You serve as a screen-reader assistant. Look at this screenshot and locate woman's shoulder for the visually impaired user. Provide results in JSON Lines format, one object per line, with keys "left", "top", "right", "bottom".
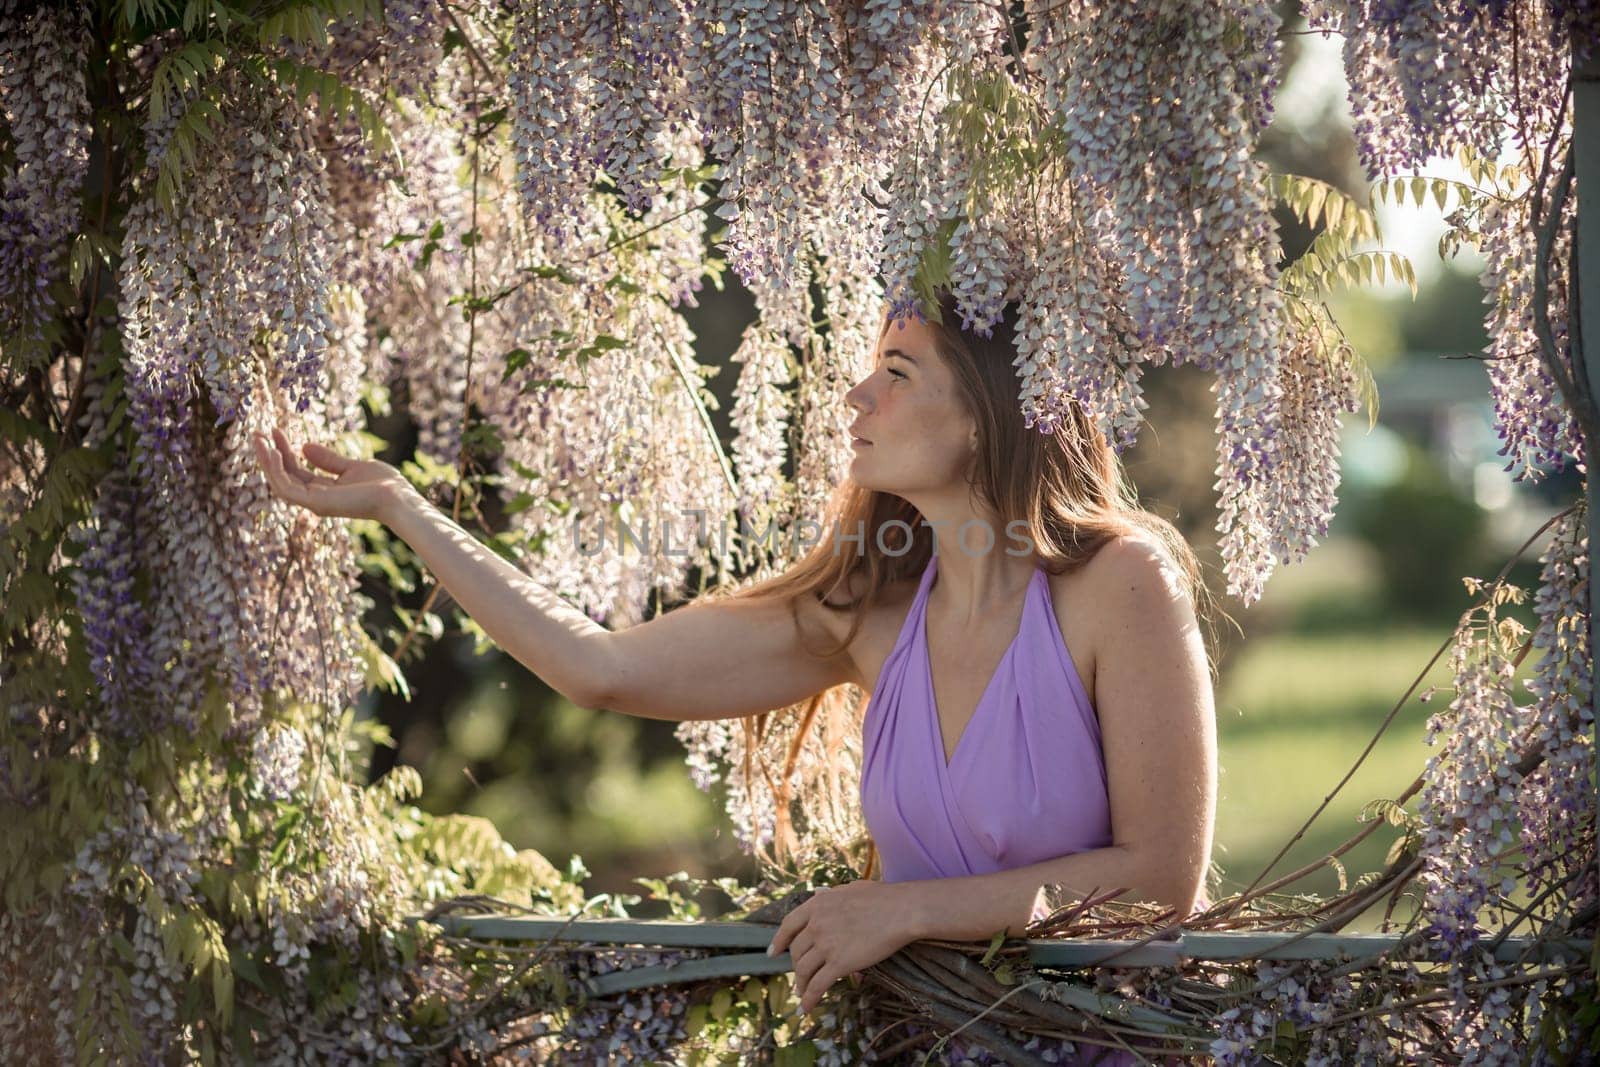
{"left": 1056, "top": 534, "right": 1191, "bottom": 613}
{"left": 795, "top": 563, "right": 923, "bottom": 683}
{"left": 1058, "top": 534, "right": 1201, "bottom": 672}
{"left": 1086, "top": 533, "right": 1184, "bottom": 582}
{"left": 1043, "top": 532, "right": 1165, "bottom": 584}
{"left": 1044, "top": 534, "right": 1193, "bottom": 692}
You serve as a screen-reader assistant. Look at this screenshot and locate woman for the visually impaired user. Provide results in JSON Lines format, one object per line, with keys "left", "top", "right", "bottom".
{"left": 253, "top": 292, "right": 1218, "bottom": 1026}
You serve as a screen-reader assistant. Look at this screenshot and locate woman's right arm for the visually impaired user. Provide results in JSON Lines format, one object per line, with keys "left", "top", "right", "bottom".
{"left": 254, "top": 428, "right": 855, "bottom": 722}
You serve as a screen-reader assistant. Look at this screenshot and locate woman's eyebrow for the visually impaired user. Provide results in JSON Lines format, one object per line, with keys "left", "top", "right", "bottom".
{"left": 881, "top": 347, "right": 918, "bottom": 365}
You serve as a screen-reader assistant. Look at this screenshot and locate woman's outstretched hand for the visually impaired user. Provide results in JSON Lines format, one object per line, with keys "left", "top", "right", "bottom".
{"left": 252, "top": 427, "right": 411, "bottom": 522}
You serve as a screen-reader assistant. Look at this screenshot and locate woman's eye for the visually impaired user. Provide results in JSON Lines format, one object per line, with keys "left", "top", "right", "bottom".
{"left": 887, "top": 367, "right": 907, "bottom": 381}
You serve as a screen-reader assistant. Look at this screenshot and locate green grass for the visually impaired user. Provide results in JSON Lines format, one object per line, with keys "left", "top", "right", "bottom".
{"left": 1211, "top": 626, "right": 1454, "bottom": 928}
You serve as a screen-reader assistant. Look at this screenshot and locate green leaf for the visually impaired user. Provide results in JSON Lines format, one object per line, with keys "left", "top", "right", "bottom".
{"left": 474, "top": 105, "right": 507, "bottom": 136}
{"left": 519, "top": 263, "right": 581, "bottom": 285}
{"left": 358, "top": 629, "right": 411, "bottom": 700}
{"left": 374, "top": 764, "right": 423, "bottom": 805}
{"left": 774, "top": 1041, "right": 819, "bottom": 1066}
{"left": 504, "top": 456, "right": 541, "bottom": 482}
{"left": 268, "top": 806, "right": 305, "bottom": 867}
{"left": 208, "top": 938, "right": 233, "bottom": 1026}
{"left": 502, "top": 347, "right": 534, "bottom": 380}
{"left": 1323, "top": 193, "right": 1344, "bottom": 233}
{"left": 502, "top": 491, "right": 537, "bottom": 516}
{"left": 266, "top": 58, "right": 396, "bottom": 161}
{"left": 259, "top": 4, "right": 332, "bottom": 49}
{"left": 2, "top": 569, "right": 55, "bottom": 639}
{"left": 69, "top": 234, "right": 91, "bottom": 289}
{"left": 460, "top": 420, "right": 503, "bottom": 455}
{"left": 767, "top": 973, "right": 792, "bottom": 1016}
{"left": 155, "top": 88, "right": 227, "bottom": 215}
{"left": 633, "top": 876, "right": 670, "bottom": 899}
{"left": 148, "top": 40, "right": 226, "bottom": 125}
{"left": 573, "top": 334, "right": 628, "bottom": 367}
{"left": 0, "top": 405, "right": 57, "bottom": 449}
{"left": 978, "top": 929, "right": 1006, "bottom": 967}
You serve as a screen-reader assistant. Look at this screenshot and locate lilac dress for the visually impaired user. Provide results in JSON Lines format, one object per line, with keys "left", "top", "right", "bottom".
{"left": 859, "top": 548, "right": 1170, "bottom": 1067}
{"left": 861, "top": 548, "right": 1114, "bottom": 884}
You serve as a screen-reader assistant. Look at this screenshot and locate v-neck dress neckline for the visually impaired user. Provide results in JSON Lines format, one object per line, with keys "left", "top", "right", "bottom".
{"left": 921, "top": 553, "right": 1038, "bottom": 771}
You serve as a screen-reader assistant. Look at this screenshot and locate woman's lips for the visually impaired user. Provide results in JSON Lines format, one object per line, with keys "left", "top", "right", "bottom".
{"left": 851, "top": 437, "right": 871, "bottom": 448}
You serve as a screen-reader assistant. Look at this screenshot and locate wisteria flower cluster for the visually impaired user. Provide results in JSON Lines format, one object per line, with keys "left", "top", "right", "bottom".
{"left": 0, "top": 5, "right": 90, "bottom": 346}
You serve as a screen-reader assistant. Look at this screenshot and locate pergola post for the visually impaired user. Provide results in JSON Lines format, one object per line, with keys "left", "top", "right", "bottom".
{"left": 1572, "top": 36, "right": 1600, "bottom": 906}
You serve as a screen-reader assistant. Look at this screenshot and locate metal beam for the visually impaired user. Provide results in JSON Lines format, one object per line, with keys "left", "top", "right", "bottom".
{"left": 427, "top": 914, "right": 1590, "bottom": 977}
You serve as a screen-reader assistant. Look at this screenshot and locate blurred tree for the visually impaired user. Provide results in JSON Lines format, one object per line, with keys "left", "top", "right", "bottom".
{"left": 1348, "top": 444, "right": 1490, "bottom": 620}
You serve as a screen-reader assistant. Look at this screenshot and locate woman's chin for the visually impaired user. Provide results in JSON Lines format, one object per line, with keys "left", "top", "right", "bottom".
{"left": 849, "top": 473, "right": 894, "bottom": 496}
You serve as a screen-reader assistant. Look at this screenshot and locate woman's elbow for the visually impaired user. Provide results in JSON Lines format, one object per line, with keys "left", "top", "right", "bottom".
{"left": 1135, "top": 854, "right": 1206, "bottom": 918}
{"left": 567, "top": 682, "right": 614, "bottom": 712}
{"left": 543, "top": 633, "right": 620, "bottom": 712}
{"left": 574, "top": 661, "right": 620, "bottom": 712}
{"left": 1164, "top": 868, "right": 1210, "bottom": 918}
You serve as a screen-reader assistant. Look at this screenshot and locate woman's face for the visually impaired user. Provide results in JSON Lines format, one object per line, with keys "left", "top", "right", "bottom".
{"left": 844, "top": 311, "right": 977, "bottom": 496}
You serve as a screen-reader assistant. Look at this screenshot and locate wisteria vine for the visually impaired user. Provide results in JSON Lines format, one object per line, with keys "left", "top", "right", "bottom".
{"left": 0, "top": 0, "right": 1594, "bottom": 1062}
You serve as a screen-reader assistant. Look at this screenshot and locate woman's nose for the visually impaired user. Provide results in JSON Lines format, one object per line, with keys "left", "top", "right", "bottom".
{"left": 845, "top": 377, "right": 871, "bottom": 413}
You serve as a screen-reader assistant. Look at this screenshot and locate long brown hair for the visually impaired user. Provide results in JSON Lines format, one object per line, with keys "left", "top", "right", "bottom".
{"left": 706, "top": 290, "right": 1218, "bottom": 882}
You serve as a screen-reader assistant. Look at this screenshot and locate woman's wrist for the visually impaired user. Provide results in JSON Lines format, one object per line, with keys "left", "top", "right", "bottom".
{"left": 376, "top": 478, "right": 426, "bottom": 527}
{"left": 896, "top": 880, "right": 938, "bottom": 943}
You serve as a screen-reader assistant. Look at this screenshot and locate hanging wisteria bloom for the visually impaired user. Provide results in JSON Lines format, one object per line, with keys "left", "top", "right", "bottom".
{"left": 1517, "top": 511, "right": 1594, "bottom": 914}
{"left": 1475, "top": 160, "right": 1586, "bottom": 481}
{"left": 0, "top": 6, "right": 90, "bottom": 343}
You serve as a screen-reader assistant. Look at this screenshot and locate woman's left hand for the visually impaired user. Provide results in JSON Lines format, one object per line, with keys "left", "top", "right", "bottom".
{"left": 765, "top": 880, "right": 923, "bottom": 1015}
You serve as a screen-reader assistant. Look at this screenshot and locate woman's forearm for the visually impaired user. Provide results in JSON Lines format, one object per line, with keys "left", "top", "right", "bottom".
{"left": 379, "top": 483, "right": 613, "bottom": 707}
{"left": 903, "top": 845, "right": 1190, "bottom": 942}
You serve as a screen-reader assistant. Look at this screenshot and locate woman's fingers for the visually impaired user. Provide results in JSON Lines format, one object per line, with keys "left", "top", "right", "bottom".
{"left": 270, "top": 427, "right": 317, "bottom": 483}
{"left": 254, "top": 433, "right": 302, "bottom": 504}
{"left": 793, "top": 941, "right": 825, "bottom": 1010}
{"left": 301, "top": 440, "right": 353, "bottom": 475}
{"left": 262, "top": 428, "right": 341, "bottom": 488}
